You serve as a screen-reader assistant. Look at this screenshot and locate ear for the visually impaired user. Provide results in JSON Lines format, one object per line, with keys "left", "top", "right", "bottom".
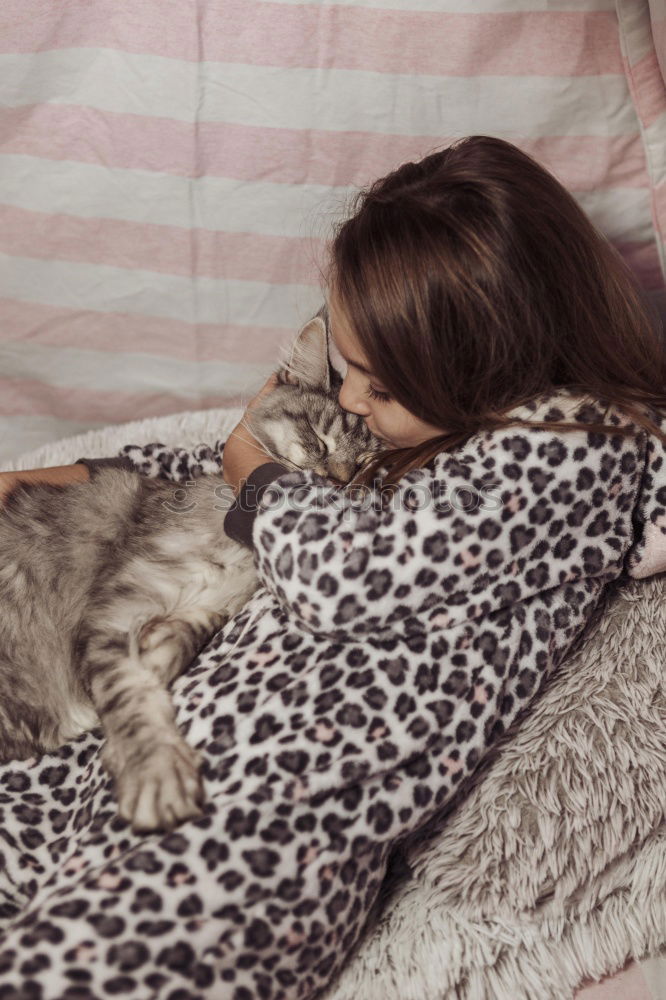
{"left": 280, "top": 313, "right": 330, "bottom": 391}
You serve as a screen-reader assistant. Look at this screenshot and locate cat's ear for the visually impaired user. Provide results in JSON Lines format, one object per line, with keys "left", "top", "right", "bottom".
{"left": 279, "top": 312, "right": 330, "bottom": 391}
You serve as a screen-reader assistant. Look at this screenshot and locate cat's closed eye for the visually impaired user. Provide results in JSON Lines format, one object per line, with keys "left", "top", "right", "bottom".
{"left": 314, "top": 433, "right": 329, "bottom": 455}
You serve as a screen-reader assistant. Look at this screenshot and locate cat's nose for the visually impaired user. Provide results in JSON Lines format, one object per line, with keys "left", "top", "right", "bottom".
{"left": 326, "top": 460, "right": 352, "bottom": 483}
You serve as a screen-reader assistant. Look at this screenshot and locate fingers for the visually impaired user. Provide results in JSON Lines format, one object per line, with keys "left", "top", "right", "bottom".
{"left": 247, "top": 372, "right": 279, "bottom": 411}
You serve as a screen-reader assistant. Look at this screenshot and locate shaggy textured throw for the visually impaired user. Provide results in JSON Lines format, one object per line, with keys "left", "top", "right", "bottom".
{"left": 6, "top": 406, "right": 666, "bottom": 1000}
{"left": 322, "top": 570, "right": 666, "bottom": 1000}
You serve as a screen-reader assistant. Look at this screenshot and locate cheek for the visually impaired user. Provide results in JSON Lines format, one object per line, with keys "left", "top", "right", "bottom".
{"left": 381, "top": 408, "right": 427, "bottom": 448}
{"left": 369, "top": 407, "right": 403, "bottom": 445}
{"left": 383, "top": 406, "right": 408, "bottom": 431}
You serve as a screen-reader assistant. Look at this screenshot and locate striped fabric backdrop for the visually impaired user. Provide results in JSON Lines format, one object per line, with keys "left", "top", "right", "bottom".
{"left": 1, "top": 0, "right": 666, "bottom": 465}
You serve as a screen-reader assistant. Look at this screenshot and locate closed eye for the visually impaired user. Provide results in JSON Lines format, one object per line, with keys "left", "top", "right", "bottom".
{"left": 314, "top": 433, "right": 329, "bottom": 455}
{"left": 365, "top": 385, "right": 392, "bottom": 403}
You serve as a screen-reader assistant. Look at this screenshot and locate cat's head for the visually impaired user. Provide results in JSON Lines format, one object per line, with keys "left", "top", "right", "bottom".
{"left": 245, "top": 307, "right": 384, "bottom": 484}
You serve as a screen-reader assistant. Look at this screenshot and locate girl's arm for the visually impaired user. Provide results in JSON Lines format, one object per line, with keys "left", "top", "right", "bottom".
{"left": 0, "top": 463, "right": 90, "bottom": 504}
{"left": 0, "top": 441, "right": 225, "bottom": 508}
{"left": 249, "top": 419, "right": 640, "bottom": 641}
{"left": 90, "top": 376, "right": 280, "bottom": 488}
{"left": 0, "top": 446, "right": 211, "bottom": 505}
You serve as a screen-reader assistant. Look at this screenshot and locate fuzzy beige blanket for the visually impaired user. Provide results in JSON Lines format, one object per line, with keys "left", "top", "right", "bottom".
{"left": 322, "top": 569, "right": 666, "bottom": 1000}
{"left": 8, "top": 406, "right": 666, "bottom": 1000}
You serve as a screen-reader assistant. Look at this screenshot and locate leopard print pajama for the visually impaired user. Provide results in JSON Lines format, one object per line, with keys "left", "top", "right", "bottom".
{"left": 0, "top": 389, "right": 659, "bottom": 999}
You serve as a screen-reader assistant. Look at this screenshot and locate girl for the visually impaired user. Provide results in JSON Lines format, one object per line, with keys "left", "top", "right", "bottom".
{"left": 1, "top": 135, "right": 666, "bottom": 1000}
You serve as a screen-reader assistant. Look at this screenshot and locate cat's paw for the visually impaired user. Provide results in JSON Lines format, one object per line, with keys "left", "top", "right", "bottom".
{"left": 115, "top": 740, "right": 205, "bottom": 833}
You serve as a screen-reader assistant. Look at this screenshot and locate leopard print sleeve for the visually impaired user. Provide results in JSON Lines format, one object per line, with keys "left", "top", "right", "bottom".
{"left": 112, "top": 440, "right": 225, "bottom": 482}
{"left": 624, "top": 405, "right": 666, "bottom": 578}
{"left": 251, "top": 412, "right": 643, "bottom": 644}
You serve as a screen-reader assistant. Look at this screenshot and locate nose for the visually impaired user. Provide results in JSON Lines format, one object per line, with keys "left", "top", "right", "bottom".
{"left": 338, "top": 373, "right": 371, "bottom": 416}
{"left": 326, "top": 459, "right": 353, "bottom": 483}
{"left": 312, "top": 459, "right": 352, "bottom": 484}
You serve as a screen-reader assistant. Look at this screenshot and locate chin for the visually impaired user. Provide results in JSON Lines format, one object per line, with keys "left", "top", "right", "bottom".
{"left": 374, "top": 432, "right": 394, "bottom": 446}
{"left": 366, "top": 421, "right": 395, "bottom": 447}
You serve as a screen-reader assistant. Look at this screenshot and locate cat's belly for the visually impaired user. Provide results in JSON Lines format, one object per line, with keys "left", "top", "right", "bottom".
{"left": 149, "top": 536, "right": 259, "bottom": 621}
{"left": 178, "top": 555, "right": 259, "bottom": 620}
{"left": 54, "top": 545, "right": 258, "bottom": 747}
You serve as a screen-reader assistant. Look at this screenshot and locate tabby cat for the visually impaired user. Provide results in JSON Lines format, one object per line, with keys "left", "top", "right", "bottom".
{"left": 0, "top": 313, "right": 381, "bottom": 833}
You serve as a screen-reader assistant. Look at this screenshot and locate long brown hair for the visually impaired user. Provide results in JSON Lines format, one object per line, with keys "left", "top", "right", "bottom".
{"left": 326, "top": 135, "right": 666, "bottom": 490}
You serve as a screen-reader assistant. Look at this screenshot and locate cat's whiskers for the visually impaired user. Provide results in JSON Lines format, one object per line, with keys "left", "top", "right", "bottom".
{"left": 225, "top": 425, "right": 273, "bottom": 462}
{"left": 227, "top": 414, "right": 321, "bottom": 477}
{"left": 237, "top": 417, "right": 271, "bottom": 448}
{"left": 235, "top": 417, "right": 321, "bottom": 475}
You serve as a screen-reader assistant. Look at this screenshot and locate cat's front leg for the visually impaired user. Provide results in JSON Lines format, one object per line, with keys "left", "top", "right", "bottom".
{"left": 95, "top": 666, "right": 204, "bottom": 833}
{"left": 79, "top": 614, "right": 221, "bottom": 833}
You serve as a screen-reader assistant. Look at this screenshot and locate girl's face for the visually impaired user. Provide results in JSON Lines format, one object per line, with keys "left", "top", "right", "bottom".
{"left": 328, "top": 291, "right": 445, "bottom": 449}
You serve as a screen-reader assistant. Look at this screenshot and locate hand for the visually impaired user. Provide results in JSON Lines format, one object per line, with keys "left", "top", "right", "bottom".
{"left": 222, "top": 374, "right": 280, "bottom": 495}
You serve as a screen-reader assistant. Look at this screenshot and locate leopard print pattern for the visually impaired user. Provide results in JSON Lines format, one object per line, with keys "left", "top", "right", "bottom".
{"left": 0, "top": 389, "right": 654, "bottom": 999}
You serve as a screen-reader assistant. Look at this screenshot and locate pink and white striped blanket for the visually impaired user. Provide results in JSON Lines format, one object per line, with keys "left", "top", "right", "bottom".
{"left": 1, "top": 0, "right": 666, "bottom": 465}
